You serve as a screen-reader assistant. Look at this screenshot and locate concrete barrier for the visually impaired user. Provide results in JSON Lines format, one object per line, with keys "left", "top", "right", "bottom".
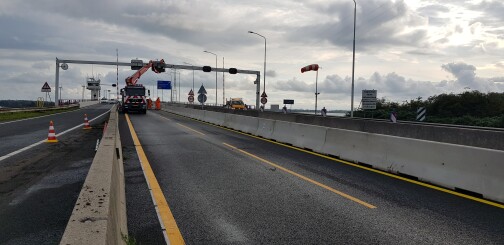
{"left": 79, "top": 101, "right": 99, "bottom": 108}
{"left": 233, "top": 115, "right": 259, "bottom": 134}
{"left": 60, "top": 105, "right": 127, "bottom": 245}
{"left": 271, "top": 121, "right": 327, "bottom": 152}
{"left": 205, "top": 111, "right": 226, "bottom": 125}
{"left": 256, "top": 118, "right": 276, "bottom": 139}
{"left": 163, "top": 104, "right": 504, "bottom": 203}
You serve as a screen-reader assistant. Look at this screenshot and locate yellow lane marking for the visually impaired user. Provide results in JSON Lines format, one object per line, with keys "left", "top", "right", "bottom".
{"left": 166, "top": 111, "right": 504, "bottom": 209}
{"left": 176, "top": 123, "right": 205, "bottom": 136}
{"left": 125, "top": 114, "right": 185, "bottom": 244}
{"left": 155, "top": 112, "right": 171, "bottom": 121}
{"left": 223, "top": 143, "right": 377, "bottom": 209}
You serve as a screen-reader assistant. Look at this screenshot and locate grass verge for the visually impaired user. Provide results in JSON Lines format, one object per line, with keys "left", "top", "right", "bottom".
{"left": 0, "top": 106, "right": 79, "bottom": 122}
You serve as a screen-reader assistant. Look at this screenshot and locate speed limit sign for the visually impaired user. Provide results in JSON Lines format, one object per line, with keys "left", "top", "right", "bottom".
{"left": 261, "top": 97, "right": 267, "bottom": 104}
{"left": 188, "top": 95, "right": 194, "bottom": 103}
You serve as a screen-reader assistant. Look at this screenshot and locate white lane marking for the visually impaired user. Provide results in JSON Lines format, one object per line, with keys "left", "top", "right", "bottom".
{"left": 0, "top": 110, "right": 110, "bottom": 162}
{"left": 0, "top": 108, "right": 82, "bottom": 125}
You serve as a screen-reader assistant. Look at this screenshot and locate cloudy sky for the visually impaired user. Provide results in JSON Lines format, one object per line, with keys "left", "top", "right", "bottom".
{"left": 1, "top": 0, "right": 503, "bottom": 110}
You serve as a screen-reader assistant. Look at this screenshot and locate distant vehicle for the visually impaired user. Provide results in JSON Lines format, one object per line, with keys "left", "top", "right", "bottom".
{"left": 226, "top": 98, "right": 246, "bottom": 110}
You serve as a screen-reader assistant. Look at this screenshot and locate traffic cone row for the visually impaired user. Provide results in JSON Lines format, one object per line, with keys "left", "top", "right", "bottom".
{"left": 83, "top": 114, "right": 92, "bottom": 130}
{"left": 47, "top": 121, "right": 58, "bottom": 143}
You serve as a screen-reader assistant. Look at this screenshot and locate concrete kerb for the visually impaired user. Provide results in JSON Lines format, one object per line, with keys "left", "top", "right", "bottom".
{"left": 60, "top": 105, "right": 127, "bottom": 245}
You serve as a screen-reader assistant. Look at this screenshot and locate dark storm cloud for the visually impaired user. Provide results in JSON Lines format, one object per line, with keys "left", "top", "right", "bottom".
{"left": 471, "top": 1, "right": 504, "bottom": 28}
{"left": 288, "top": 0, "right": 428, "bottom": 51}
{"left": 441, "top": 62, "right": 476, "bottom": 86}
{"left": 13, "top": 0, "right": 261, "bottom": 50}
{"left": 0, "top": 16, "right": 59, "bottom": 51}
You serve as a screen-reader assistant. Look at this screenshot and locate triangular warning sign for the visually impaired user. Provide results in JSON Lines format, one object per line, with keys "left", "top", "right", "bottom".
{"left": 261, "top": 91, "right": 267, "bottom": 98}
{"left": 197, "top": 85, "right": 207, "bottom": 94}
{"left": 41, "top": 82, "right": 51, "bottom": 92}
{"left": 188, "top": 89, "right": 194, "bottom": 96}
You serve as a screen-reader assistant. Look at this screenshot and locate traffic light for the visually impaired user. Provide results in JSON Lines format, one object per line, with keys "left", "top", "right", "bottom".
{"left": 229, "top": 68, "right": 237, "bottom": 74}
{"left": 131, "top": 59, "right": 143, "bottom": 70}
{"left": 202, "top": 66, "right": 212, "bottom": 72}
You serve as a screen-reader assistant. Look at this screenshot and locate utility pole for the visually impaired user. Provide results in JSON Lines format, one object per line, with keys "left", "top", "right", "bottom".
{"left": 223, "top": 57, "right": 225, "bottom": 105}
{"left": 351, "top": 0, "right": 357, "bottom": 117}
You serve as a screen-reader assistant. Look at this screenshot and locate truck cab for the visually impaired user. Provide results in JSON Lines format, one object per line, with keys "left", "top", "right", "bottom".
{"left": 120, "top": 85, "right": 147, "bottom": 114}
{"left": 227, "top": 98, "right": 246, "bottom": 110}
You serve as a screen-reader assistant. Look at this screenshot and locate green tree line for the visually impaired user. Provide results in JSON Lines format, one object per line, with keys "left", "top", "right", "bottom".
{"left": 352, "top": 91, "right": 504, "bottom": 128}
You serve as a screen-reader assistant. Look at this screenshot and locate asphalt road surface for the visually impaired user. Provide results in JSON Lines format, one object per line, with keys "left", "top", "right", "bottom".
{"left": 124, "top": 110, "right": 504, "bottom": 244}
{"left": 0, "top": 104, "right": 112, "bottom": 157}
{"left": 0, "top": 114, "right": 108, "bottom": 244}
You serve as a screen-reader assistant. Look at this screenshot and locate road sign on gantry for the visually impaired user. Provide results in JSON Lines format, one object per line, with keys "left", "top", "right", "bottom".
{"left": 157, "top": 80, "right": 171, "bottom": 89}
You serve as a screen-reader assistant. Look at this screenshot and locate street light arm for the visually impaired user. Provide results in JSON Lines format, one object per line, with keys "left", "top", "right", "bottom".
{"left": 248, "top": 31, "right": 267, "bottom": 94}
{"left": 204, "top": 50, "right": 217, "bottom": 56}
{"left": 248, "top": 31, "right": 265, "bottom": 40}
{"left": 204, "top": 50, "right": 219, "bottom": 105}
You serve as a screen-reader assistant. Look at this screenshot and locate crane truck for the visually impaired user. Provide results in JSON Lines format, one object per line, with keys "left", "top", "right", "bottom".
{"left": 119, "top": 59, "right": 166, "bottom": 114}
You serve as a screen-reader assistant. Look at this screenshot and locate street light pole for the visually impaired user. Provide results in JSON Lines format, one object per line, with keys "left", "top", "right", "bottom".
{"left": 222, "top": 57, "right": 225, "bottom": 105}
{"left": 248, "top": 31, "right": 267, "bottom": 94}
{"left": 315, "top": 69, "right": 319, "bottom": 115}
{"left": 204, "top": 50, "right": 218, "bottom": 105}
{"left": 351, "top": 0, "right": 357, "bottom": 117}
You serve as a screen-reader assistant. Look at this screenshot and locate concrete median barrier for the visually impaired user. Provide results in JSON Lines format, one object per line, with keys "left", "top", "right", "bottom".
{"left": 205, "top": 111, "right": 225, "bottom": 125}
{"left": 257, "top": 118, "right": 275, "bottom": 139}
{"left": 271, "top": 121, "right": 327, "bottom": 152}
{"left": 163, "top": 104, "right": 504, "bottom": 203}
{"left": 60, "top": 105, "right": 127, "bottom": 245}
{"left": 225, "top": 114, "right": 259, "bottom": 134}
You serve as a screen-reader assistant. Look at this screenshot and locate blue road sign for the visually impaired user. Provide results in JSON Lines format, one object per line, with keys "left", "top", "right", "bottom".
{"left": 197, "top": 84, "right": 207, "bottom": 94}
{"left": 198, "top": 94, "right": 207, "bottom": 103}
{"left": 157, "top": 80, "right": 171, "bottom": 89}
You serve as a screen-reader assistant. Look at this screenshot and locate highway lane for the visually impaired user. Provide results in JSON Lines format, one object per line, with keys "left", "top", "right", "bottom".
{"left": 0, "top": 103, "right": 112, "bottom": 158}
{"left": 118, "top": 113, "right": 168, "bottom": 244}
{"left": 0, "top": 115, "right": 107, "bottom": 245}
{"left": 126, "top": 110, "right": 504, "bottom": 244}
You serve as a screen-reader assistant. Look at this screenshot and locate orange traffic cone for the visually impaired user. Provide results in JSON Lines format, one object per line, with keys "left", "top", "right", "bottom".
{"left": 83, "top": 114, "right": 92, "bottom": 129}
{"left": 47, "top": 121, "right": 58, "bottom": 143}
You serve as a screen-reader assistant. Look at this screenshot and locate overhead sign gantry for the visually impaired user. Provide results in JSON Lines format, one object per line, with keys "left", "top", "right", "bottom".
{"left": 54, "top": 58, "right": 261, "bottom": 108}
